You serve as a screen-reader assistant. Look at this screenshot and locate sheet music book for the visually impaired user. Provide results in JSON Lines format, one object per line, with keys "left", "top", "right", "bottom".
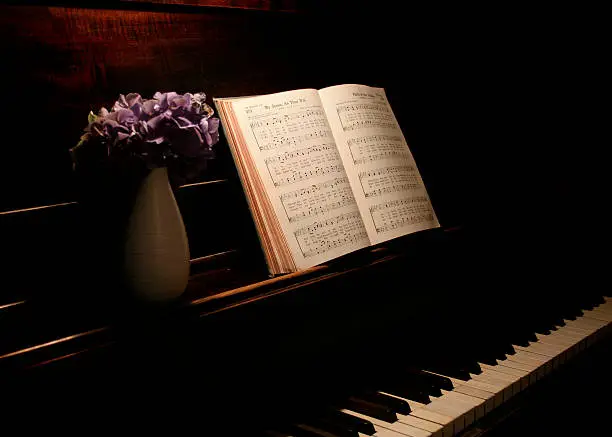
{"left": 214, "top": 84, "right": 440, "bottom": 275}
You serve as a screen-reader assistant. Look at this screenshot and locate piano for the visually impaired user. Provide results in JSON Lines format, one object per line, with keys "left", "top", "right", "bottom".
{"left": 0, "top": 1, "right": 607, "bottom": 434}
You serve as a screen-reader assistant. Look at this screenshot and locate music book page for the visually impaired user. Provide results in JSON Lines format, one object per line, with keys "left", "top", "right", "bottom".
{"left": 225, "top": 89, "right": 370, "bottom": 270}
{"left": 215, "top": 84, "right": 439, "bottom": 274}
{"left": 318, "top": 84, "right": 440, "bottom": 245}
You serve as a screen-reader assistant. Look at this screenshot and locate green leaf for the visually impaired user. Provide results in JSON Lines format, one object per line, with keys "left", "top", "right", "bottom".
{"left": 88, "top": 111, "right": 97, "bottom": 124}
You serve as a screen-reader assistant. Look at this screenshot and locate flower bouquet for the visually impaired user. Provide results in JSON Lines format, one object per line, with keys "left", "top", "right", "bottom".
{"left": 71, "top": 91, "right": 220, "bottom": 187}
{"left": 71, "top": 91, "right": 221, "bottom": 302}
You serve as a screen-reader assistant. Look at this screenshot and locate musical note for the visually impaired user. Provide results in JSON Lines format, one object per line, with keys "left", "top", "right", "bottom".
{"left": 249, "top": 107, "right": 332, "bottom": 151}
{"left": 336, "top": 103, "right": 390, "bottom": 114}
{"left": 264, "top": 143, "right": 336, "bottom": 165}
{"left": 280, "top": 177, "right": 355, "bottom": 223}
{"left": 346, "top": 134, "right": 410, "bottom": 165}
{"left": 264, "top": 143, "right": 344, "bottom": 187}
{"left": 294, "top": 211, "right": 368, "bottom": 258}
{"left": 369, "top": 197, "right": 435, "bottom": 233}
{"left": 358, "top": 165, "right": 422, "bottom": 198}
{"left": 335, "top": 102, "right": 398, "bottom": 132}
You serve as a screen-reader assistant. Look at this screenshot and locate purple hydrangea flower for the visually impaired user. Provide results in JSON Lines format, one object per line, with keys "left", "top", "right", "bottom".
{"left": 71, "top": 90, "right": 221, "bottom": 184}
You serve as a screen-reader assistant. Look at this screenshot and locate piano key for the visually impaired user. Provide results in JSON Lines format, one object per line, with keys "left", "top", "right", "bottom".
{"left": 343, "top": 398, "right": 397, "bottom": 423}
{"left": 379, "top": 392, "right": 428, "bottom": 413}
{"left": 319, "top": 410, "right": 377, "bottom": 436}
{"left": 407, "top": 369, "right": 454, "bottom": 391}
{"left": 582, "top": 309, "right": 612, "bottom": 322}
{"left": 342, "top": 409, "right": 433, "bottom": 437}
{"left": 408, "top": 408, "right": 455, "bottom": 437}
{"left": 479, "top": 362, "right": 530, "bottom": 390}
{"left": 451, "top": 384, "right": 496, "bottom": 414}
{"left": 380, "top": 383, "right": 431, "bottom": 404}
{"left": 419, "top": 397, "right": 470, "bottom": 433}
{"left": 304, "top": 415, "right": 362, "bottom": 437}
{"left": 394, "top": 414, "right": 443, "bottom": 437}
{"left": 355, "top": 392, "right": 412, "bottom": 415}
{"left": 474, "top": 367, "right": 522, "bottom": 395}
{"left": 377, "top": 392, "right": 453, "bottom": 437}
{"left": 506, "top": 349, "right": 551, "bottom": 377}
{"left": 439, "top": 390, "right": 486, "bottom": 420}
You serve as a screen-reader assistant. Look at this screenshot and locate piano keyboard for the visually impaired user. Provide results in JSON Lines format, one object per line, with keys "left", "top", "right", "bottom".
{"left": 265, "top": 297, "right": 612, "bottom": 437}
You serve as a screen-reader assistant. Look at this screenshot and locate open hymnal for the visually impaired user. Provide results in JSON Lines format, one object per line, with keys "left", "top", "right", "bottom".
{"left": 214, "top": 84, "right": 440, "bottom": 275}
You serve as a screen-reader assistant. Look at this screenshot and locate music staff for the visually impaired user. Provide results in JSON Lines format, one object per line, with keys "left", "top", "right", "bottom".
{"left": 256, "top": 129, "right": 332, "bottom": 151}
{"left": 249, "top": 106, "right": 331, "bottom": 151}
{"left": 347, "top": 134, "right": 410, "bottom": 165}
{"left": 249, "top": 109, "right": 326, "bottom": 129}
{"left": 270, "top": 164, "right": 343, "bottom": 187}
{"left": 336, "top": 103, "right": 390, "bottom": 114}
{"left": 336, "top": 102, "right": 398, "bottom": 132}
{"left": 358, "top": 165, "right": 422, "bottom": 198}
{"left": 265, "top": 143, "right": 343, "bottom": 187}
{"left": 358, "top": 165, "right": 416, "bottom": 179}
{"left": 280, "top": 177, "right": 355, "bottom": 223}
{"left": 369, "top": 197, "right": 435, "bottom": 233}
{"left": 294, "top": 211, "right": 368, "bottom": 258}
{"left": 264, "top": 143, "right": 336, "bottom": 165}
{"left": 369, "top": 196, "right": 430, "bottom": 213}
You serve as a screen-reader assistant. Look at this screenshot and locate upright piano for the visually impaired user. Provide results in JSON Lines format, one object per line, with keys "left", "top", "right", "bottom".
{"left": 0, "top": 1, "right": 608, "bottom": 434}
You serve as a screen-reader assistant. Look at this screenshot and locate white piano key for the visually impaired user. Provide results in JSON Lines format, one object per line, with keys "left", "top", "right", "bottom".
{"left": 439, "top": 389, "right": 486, "bottom": 420}
{"left": 469, "top": 372, "right": 514, "bottom": 400}
{"left": 476, "top": 367, "right": 522, "bottom": 395}
{"left": 433, "top": 391, "right": 478, "bottom": 424}
{"left": 502, "top": 352, "right": 545, "bottom": 381}
{"left": 451, "top": 384, "right": 496, "bottom": 414}
{"left": 567, "top": 316, "right": 608, "bottom": 330}
{"left": 395, "top": 413, "right": 444, "bottom": 437}
{"left": 419, "top": 400, "right": 466, "bottom": 434}
{"left": 534, "top": 332, "right": 579, "bottom": 359}
{"left": 582, "top": 309, "right": 612, "bottom": 322}
{"left": 408, "top": 408, "right": 455, "bottom": 437}
{"left": 359, "top": 429, "right": 410, "bottom": 437}
{"left": 342, "top": 409, "right": 433, "bottom": 437}
{"left": 378, "top": 392, "right": 428, "bottom": 413}
{"left": 462, "top": 379, "right": 505, "bottom": 407}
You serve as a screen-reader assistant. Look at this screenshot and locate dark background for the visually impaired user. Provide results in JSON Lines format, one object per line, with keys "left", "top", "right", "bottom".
{"left": 0, "top": 1, "right": 605, "bottom": 299}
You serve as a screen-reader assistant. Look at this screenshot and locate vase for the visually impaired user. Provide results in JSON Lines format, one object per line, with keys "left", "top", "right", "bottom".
{"left": 123, "top": 167, "right": 190, "bottom": 301}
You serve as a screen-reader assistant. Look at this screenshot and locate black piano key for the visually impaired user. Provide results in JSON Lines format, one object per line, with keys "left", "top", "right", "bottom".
{"left": 422, "top": 362, "right": 471, "bottom": 381}
{"left": 379, "top": 382, "right": 431, "bottom": 404}
{"left": 342, "top": 397, "right": 397, "bottom": 423}
{"left": 355, "top": 391, "right": 411, "bottom": 415}
{"left": 411, "top": 369, "right": 454, "bottom": 390}
{"left": 318, "top": 409, "right": 376, "bottom": 436}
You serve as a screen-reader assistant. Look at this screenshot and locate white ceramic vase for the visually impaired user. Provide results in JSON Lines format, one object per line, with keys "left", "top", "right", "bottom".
{"left": 123, "top": 167, "right": 190, "bottom": 301}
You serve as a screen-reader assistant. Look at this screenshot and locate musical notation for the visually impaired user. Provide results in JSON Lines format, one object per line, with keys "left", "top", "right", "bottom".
{"left": 249, "top": 109, "right": 326, "bottom": 129}
{"left": 294, "top": 211, "right": 368, "bottom": 258}
{"left": 249, "top": 107, "right": 331, "bottom": 151}
{"left": 256, "top": 130, "right": 332, "bottom": 151}
{"left": 336, "top": 103, "right": 390, "bottom": 114}
{"left": 265, "top": 143, "right": 343, "bottom": 187}
{"left": 336, "top": 102, "right": 397, "bottom": 132}
{"left": 358, "top": 165, "right": 422, "bottom": 198}
{"left": 347, "top": 134, "right": 410, "bottom": 165}
{"left": 264, "top": 143, "right": 336, "bottom": 165}
{"left": 369, "top": 197, "right": 435, "bottom": 234}
{"left": 280, "top": 177, "right": 355, "bottom": 223}
{"left": 369, "top": 196, "right": 430, "bottom": 213}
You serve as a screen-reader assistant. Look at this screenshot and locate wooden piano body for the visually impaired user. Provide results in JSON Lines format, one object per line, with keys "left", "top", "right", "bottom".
{"left": 0, "top": 1, "right": 607, "bottom": 433}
